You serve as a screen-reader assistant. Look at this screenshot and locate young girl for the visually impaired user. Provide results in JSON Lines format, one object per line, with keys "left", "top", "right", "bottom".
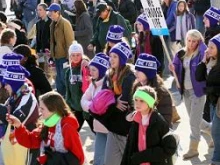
{"left": 65, "top": 41, "right": 93, "bottom": 132}
{"left": 175, "top": 0, "right": 195, "bottom": 47}
{"left": 134, "top": 13, "right": 164, "bottom": 76}
{"left": 90, "top": 41, "right": 136, "bottom": 165}
{"left": 169, "top": 29, "right": 211, "bottom": 159}
{"left": 196, "top": 34, "right": 220, "bottom": 165}
{"left": 81, "top": 53, "right": 110, "bottom": 165}
{"left": 6, "top": 91, "right": 85, "bottom": 165}
{"left": 133, "top": 53, "right": 173, "bottom": 126}
{"left": 0, "top": 64, "right": 39, "bottom": 165}
{"left": 121, "top": 86, "right": 177, "bottom": 165}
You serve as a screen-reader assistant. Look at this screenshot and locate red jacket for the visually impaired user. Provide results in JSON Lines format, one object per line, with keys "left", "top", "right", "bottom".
{"left": 15, "top": 114, "right": 85, "bottom": 165}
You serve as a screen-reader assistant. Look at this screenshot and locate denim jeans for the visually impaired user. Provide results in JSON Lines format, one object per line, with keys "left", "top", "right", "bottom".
{"left": 195, "top": 14, "right": 205, "bottom": 35}
{"left": 94, "top": 133, "right": 107, "bottom": 165}
{"left": 211, "top": 110, "right": 220, "bottom": 164}
{"left": 55, "top": 58, "right": 68, "bottom": 97}
{"left": 210, "top": 104, "right": 216, "bottom": 121}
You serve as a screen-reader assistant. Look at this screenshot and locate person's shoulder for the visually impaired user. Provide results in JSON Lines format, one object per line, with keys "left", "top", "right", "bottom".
{"left": 61, "top": 114, "right": 79, "bottom": 129}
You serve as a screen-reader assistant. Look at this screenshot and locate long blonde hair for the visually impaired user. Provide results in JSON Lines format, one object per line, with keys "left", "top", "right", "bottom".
{"left": 183, "top": 29, "right": 204, "bottom": 58}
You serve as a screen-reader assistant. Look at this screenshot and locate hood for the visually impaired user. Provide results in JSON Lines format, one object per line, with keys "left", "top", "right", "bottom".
{"left": 62, "top": 114, "right": 80, "bottom": 130}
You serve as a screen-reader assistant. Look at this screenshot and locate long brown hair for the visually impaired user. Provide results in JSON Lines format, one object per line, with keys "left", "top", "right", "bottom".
{"left": 39, "top": 91, "right": 72, "bottom": 140}
{"left": 74, "top": 0, "right": 87, "bottom": 18}
{"left": 176, "top": 0, "right": 189, "bottom": 16}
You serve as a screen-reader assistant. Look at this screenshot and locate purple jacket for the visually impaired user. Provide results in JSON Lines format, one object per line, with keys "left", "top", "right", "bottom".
{"left": 173, "top": 42, "right": 207, "bottom": 97}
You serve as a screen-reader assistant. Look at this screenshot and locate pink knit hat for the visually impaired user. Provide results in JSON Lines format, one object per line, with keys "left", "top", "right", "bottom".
{"left": 89, "top": 89, "right": 115, "bottom": 115}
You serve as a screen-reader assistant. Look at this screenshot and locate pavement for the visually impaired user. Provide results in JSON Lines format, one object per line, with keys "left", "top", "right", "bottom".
{"left": 80, "top": 76, "right": 213, "bottom": 165}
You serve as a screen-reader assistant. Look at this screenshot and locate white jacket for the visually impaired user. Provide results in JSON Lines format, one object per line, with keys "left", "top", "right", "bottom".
{"left": 81, "top": 78, "right": 108, "bottom": 134}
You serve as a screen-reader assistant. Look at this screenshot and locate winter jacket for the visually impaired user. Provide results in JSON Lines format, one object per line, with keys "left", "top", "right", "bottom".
{"left": 90, "top": 9, "right": 130, "bottom": 53}
{"left": 121, "top": 111, "right": 177, "bottom": 165}
{"left": 81, "top": 78, "right": 108, "bottom": 133}
{"left": 196, "top": 62, "right": 220, "bottom": 105}
{"left": 19, "top": 0, "right": 38, "bottom": 23}
{"left": 172, "top": 42, "right": 207, "bottom": 97}
{"left": 204, "top": 25, "right": 220, "bottom": 45}
{"left": 75, "top": 12, "right": 94, "bottom": 59}
{"left": 14, "top": 114, "right": 85, "bottom": 165}
{"left": 118, "top": 0, "right": 137, "bottom": 24}
{"left": 50, "top": 16, "right": 74, "bottom": 59}
{"left": 90, "top": 66, "right": 135, "bottom": 136}
{"left": 0, "top": 87, "right": 39, "bottom": 131}
{"left": 165, "top": 0, "right": 177, "bottom": 41}
{"left": 194, "top": 0, "right": 210, "bottom": 15}
{"left": 36, "top": 16, "right": 51, "bottom": 53}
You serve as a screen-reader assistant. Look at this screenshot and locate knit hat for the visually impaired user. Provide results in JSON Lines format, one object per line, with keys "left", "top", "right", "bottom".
{"left": 89, "top": 53, "right": 110, "bottom": 79}
{"left": 109, "top": 42, "right": 132, "bottom": 66}
{"left": 210, "top": 34, "right": 220, "bottom": 50}
{"left": 135, "top": 53, "right": 161, "bottom": 80}
{"left": 68, "top": 41, "right": 84, "bottom": 56}
{"left": 3, "top": 65, "right": 30, "bottom": 93}
{"left": 2, "top": 53, "right": 23, "bottom": 66}
{"left": 0, "top": 64, "right": 6, "bottom": 82}
{"left": 136, "top": 13, "right": 150, "bottom": 30}
{"left": 106, "top": 25, "right": 124, "bottom": 43}
{"left": 204, "top": 7, "right": 220, "bottom": 27}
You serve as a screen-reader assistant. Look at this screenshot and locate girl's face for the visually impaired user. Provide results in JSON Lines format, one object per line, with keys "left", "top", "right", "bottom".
{"left": 136, "top": 22, "right": 144, "bottom": 32}
{"left": 4, "top": 84, "right": 12, "bottom": 96}
{"left": 69, "top": 53, "right": 82, "bottom": 64}
{"left": 135, "top": 70, "right": 147, "bottom": 85}
{"left": 109, "top": 52, "right": 120, "bottom": 69}
{"left": 39, "top": 100, "right": 54, "bottom": 119}
{"left": 203, "top": 17, "right": 210, "bottom": 28}
{"left": 207, "top": 42, "right": 218, "bottom": 58}
{"left": 178, "top": 2, "right": 185, "bottom": 13}
{"left": 186, "top": 36, "right": 199, "bottom": 52}
{"left": 134, "top": 97, "right": 150, "bottom": 114}
{"left": 89, "top": 65, "right": 99, "bottom": 80}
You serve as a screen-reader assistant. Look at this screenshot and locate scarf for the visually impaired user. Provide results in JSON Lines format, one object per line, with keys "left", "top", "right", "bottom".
{"left": 176, "top": 13, "right": 187, "bottom": 41}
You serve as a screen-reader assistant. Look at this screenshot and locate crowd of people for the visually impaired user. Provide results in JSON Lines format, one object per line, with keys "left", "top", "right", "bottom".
{"left": 0, "top": 0, "right": 219, "bottom": 165}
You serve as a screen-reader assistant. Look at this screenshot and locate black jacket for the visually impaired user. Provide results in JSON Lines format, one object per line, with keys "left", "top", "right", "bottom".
{"left": 121, "top": 111, "right": 177, "bottom": 165}
{"left": 196, "top": 62, "right": 220, "bottom": 105}
{"left": 118, "top": 0, "right": 137, "bottom": 24}
{"left": 204, "top": 25, "right": 220, "bottom": 45}
{"left": 90, "top": 67, "right": 135, "bottom": 136}
{"left": 36, "top": 17, "right": 51, "bottom": 53}
{"left": 194, "top": 0, "right": 210, "bottom": 15}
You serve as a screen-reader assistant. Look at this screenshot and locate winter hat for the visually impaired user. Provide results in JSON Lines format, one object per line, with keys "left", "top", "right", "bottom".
{"left": 68, "top": 41, "right": 84, "bottom": 56}
{"left": 89, "top": 53, "right": 110, "bottom": 79}
{"left": 210, "top": 34, "right": 220, "bottom": 50}
{"left": 0, "top": 64, "right": 6, "bottom": 82}
{"left": 89, "top": 89, "right": 115, "bottom": 115}
{"left": 109, "top": 42, "right": 132, "bottom": 66}
{"left": 204, "top": 7, "right": 220, "bottom": 27}
{"left": 3, "top": 65, "right": 30, "bottom": 93}
{"left": 135, "top": 53, "right": 161, "bottom": 79}
{"left": 106, "top": 25, "right": 125, "bottom": 43}
{"left": 136, "top": 13, "right": 150, "bottom": 30}
{"left": 2, "top": 53, "right": 23, "bottom": 66}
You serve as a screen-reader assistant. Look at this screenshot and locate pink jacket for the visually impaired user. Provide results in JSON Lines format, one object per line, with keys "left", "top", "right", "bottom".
{"left": 81, "top": 78, "right": 108, "bottom": 134}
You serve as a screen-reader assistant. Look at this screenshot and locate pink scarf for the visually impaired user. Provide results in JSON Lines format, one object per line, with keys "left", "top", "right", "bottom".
{"left": 134, "top": 112, "right": 151, "bottom": 165}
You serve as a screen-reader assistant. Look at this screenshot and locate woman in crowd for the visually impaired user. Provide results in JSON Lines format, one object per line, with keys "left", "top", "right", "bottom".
{"left": 196, "top": 34, "right": 220, "bottom": 165}
{"left": 90, "top": 42, "right": 135, "bottom": 165}
{"left": 81, "top": 53, "right": 110, "bottom": 165}
{"left": 175, "top": 0, "right": 195, "bottom": 47}
{"left": 121, "top": 86, "right": 177, "bottom": 165}
{"left": 169, "top": 29, "right": 211, "bottom": 159}
{"left": 6, "top": 91, "right": 85, "bottom": 165}
{"left": 133, "top": 53, "right": 173, "bottom": 126}
{"left": 134, "top": 13, "right": 164, "bottom": 76}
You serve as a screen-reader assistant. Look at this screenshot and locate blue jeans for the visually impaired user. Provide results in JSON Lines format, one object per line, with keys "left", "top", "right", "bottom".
{"left": 55, "top": 58, "right": 68, "bottom": 97}
{"left": 196, "top": 14, "right": 205, "bottom": 35}
{"left": 210, "top": 104, "right": 216, "bottom": 121}
{"left": 211, "top": 109, "right": 220, "bottom": 164}
{"left": 94, "top": 133, "right": 107, "bottom": 165}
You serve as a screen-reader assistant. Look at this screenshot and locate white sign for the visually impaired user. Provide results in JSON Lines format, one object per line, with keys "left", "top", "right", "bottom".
{"left": 140, "top": 0, "right": 169, "bottom": 36}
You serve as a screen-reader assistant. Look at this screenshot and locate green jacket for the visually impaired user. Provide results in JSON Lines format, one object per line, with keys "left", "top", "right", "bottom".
{"left": 90, "top": 9, "right": 130, "bottom": 53}
{"left": 65, "top": 66, "right": 83, "bottom": 111}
